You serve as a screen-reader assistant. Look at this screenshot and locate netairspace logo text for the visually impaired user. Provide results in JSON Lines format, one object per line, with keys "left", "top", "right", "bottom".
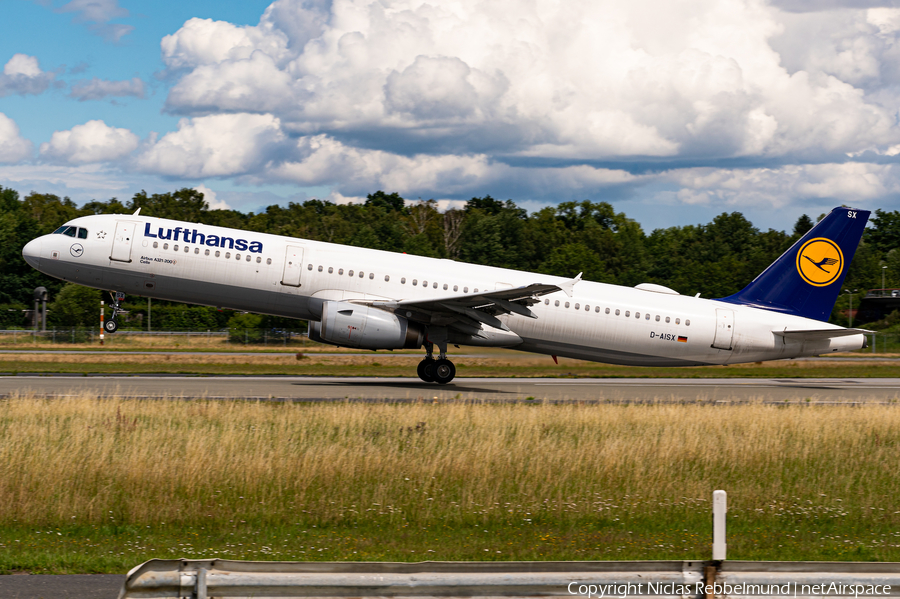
{"left": 567, "top": 582, "right": 892, "bottom": 598}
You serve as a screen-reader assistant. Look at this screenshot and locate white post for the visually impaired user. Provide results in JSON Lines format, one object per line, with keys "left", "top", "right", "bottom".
{"left": 713, "top": 490, "right": 727, "bottom": 561}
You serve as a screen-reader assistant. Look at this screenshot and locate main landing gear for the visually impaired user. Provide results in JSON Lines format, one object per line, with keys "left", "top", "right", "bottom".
{"left": 104, "top": 291, "right": 125, "bottom": 334}
{"left": 417, "top": 340, "right": 456, "bottom": 385}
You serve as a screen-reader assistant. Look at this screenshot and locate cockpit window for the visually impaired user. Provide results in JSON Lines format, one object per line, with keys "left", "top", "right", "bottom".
{"left": 77, "top": 227, "right": 88, "bottom": 239}
{"left": 61, "top": 226, "right": 77, "bottom": 237}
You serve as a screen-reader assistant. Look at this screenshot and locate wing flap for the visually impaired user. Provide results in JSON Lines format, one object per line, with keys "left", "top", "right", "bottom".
{"left": 774, "top": 328, "right": 872, "bottom": 340}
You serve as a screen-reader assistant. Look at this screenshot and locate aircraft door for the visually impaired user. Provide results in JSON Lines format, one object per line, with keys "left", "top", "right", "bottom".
{"left": 712, "top": 308, "right": 735, "bottom": 350}
{"left": 281, "top": 245, "right": 305, "bottom": 287}
{"left": 110, "top": 220, "right": 138, "bottom": 263}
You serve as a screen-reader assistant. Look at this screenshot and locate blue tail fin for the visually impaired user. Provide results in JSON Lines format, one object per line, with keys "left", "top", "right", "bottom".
{"left": 718, "top": 207, "right": 869, "bottom": 321}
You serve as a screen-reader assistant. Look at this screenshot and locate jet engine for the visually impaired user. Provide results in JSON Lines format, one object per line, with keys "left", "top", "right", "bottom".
{"left": 308, "top": 301, "right": 424, "bottom": 350}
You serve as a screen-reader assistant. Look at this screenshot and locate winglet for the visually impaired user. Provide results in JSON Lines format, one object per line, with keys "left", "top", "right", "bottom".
{"left": 558, "top": 272, "right": 582, "bottom": 297}
{"left": 133, "top": 208, "right": 141, "bottom": 216}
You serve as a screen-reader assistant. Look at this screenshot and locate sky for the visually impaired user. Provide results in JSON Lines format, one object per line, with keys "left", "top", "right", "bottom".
{"left": 4, "top": 0, "right": 900, "bottom": 232}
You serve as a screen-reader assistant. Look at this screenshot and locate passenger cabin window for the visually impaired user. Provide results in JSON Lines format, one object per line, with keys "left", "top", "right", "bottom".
{"left": 266, "top": 258, "right": 272, "bottom": 265}
{"left": 359, "top": 271, "right": 364, "bottom": 278}
{"left": 174, "top": 245, "right": 179, "bottom": 252}
{"left": 215, "top": 251, "right": 220, "bottom": 257}
{"left": 246, "top": 255, "right": 251, "bottom": 261}
{"left": 413, "top": 279, "right": 417, "bottom": 286}
{"left": 554, "top": 300, "right": 560, "bottom": 307}
{"left": 194, "top": 248, "right": 199, "bottom": 254}
{"left": 675, "top": 318, "right": 680, "bottom": 324}
{"left": 308, "top": 264, "right": 313, "bottom": 270}
{"left": 686, "top": 320, "right": 691, "bottom": 326}
{"left": 236, "top": 254, "right": 241, "bottom": 260}
{"left": 635, "top": 312, "right": 640, "bottom": 318}
{"left": 338, "top": 268, "right": 343, "bottom": 275}
{"left": 433, "top": 282, "right": 438, "bottom": 289}
{"left": 225, "top": 252, "right": 230, "bottom": 259}
{"left": 453, "top": 285, "right": 458, "bottom": 292}
{"left": 349, "top": 270, "right": 354, "bottom": 277}
{"left": 256, "top": 257, "right": 261, "bottom": 263}
{"left": 645, "top": 314, "right": 650, "bottom": 320}
{"left": 185, "top": 246, "right": 189, "bottom": 253}
{"left": 544, "top": 299, "right": 549, "bottom": 305}
{"left": 423, "top": 280, "right": 428, "bottom": 287}
{"left": 328, "top": 267, "right": 333, "bottom": 273}
{"left": 464, "top": 287, "right": 468, "bottom": 293}
{"left": 585, "top": 305, "right": 589, "bottom": 311}
{"left": 401, "top": 277, "right": 406, "bottom": 284}
{"left": 318, "top": 265, "right": 323, "bottom": 272}
{"left": 615, "top": 309, "right": 620, "bottom": 316}
{"left": 369, "top": 273, "right": 374, "bottom": 279}
{"left": 574, "top": 303, "right": 579, "bottom": 310}
{"left": 655, "top": 315, "right": 660, "bottom": 321}
{"left": 204, "top": 249, "right": 209, "bottom": 255}
{"left": 625, "top": 311, "right": 630, "bottom": 317}
{"left": 385, "top": 275, "right": 390, "bottom": 282}
{"left": 665, "top": 316, "right": 670, "bottom": 323}
{"left": 163, "top": 243, "right": 169, "bottom": 250}
{"left": 153, "top": 242, "right": 158, "bottom": 249}
{"left": 443, "top": 284, "right": 448, "bottom": 290}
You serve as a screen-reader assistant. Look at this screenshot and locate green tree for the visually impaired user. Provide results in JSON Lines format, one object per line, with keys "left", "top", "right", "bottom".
{"left": 865, "top": 209, "right": 900, "bottom": 254}
{"left": 47, "top": 283, "right": 101, "bottom": 328}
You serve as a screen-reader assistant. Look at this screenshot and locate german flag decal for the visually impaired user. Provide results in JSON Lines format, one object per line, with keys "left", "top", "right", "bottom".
{"left": 677, "top": 336, "right": 688, "bottom": 343}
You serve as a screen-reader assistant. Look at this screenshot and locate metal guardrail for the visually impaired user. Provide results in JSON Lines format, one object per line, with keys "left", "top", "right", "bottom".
{"left": 118, "top": 559, "right": 900, "bottom": 599}
{"left": 119, "top": 560, "right": 703, "bottom": 599}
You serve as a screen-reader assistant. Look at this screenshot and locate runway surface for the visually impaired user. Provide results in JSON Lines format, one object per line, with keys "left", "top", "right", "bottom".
{"left": 2, "top": 375, "right": 899, "bottom": 402}
{"left": 0, "top": 574, "right": 123, "bottom": 599}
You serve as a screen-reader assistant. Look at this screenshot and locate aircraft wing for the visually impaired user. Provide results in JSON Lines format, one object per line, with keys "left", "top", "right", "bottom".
{"left": 773, "top": 328, "right": 872, "bottom": 340}
{"left": 350, "top": 281, "right": 570, "bottom": 336}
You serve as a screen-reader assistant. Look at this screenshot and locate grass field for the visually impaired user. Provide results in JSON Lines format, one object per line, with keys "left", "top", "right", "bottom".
{"left": 0, "top": 393, "right": 899, "bottom": 573}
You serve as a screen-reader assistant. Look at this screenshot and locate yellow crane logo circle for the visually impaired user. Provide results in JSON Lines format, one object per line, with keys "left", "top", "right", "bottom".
{"left": 796, "top": 237, "right": 844, "bottom": 287}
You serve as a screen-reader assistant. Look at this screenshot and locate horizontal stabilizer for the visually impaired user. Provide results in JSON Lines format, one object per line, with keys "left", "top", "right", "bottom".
{"left": 774, "top": 328, "right": 872, "bottom": 340}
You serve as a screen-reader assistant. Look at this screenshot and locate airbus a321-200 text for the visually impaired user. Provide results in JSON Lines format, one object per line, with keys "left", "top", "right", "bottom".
{"left": 22, "top": 206, "right": 871, "bottom": 384}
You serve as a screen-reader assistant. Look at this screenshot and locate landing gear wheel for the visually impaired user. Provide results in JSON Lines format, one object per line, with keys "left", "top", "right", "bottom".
{"left": 433, "top": 358, "right": 456, "bottom": 385}
{"left": 417, "top": 358, "right": 435, "bottom": 382}
{"left": 104, "top": 318, "right": 118, "bottom": 334}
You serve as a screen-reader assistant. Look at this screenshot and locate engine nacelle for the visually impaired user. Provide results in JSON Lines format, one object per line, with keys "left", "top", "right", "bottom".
{"left": 308, "top": 301, "right": 424, "bottom": 350}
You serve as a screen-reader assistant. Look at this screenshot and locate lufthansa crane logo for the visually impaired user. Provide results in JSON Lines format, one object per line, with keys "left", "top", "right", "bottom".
{"left": 796, "top": 237, "right": 843, "bottom": 287}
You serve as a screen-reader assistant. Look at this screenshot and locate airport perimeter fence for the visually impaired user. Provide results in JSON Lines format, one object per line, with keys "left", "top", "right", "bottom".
{"left": 0, "top": 327, "right": 309, "bottom": 346}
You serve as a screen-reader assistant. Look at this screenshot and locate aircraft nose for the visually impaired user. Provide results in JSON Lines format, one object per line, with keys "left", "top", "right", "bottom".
{"left": 22, "top": 237, "right": 42, "bottom": 269}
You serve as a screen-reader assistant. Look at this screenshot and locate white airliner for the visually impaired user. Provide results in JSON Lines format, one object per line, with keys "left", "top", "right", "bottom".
{"left": 22, "top": 206, "right": 870, "bottom": 383}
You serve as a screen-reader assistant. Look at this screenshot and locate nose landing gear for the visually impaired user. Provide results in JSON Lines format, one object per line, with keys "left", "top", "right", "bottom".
{"left": 417, "top": 339, "right": 456, "bottom": 384}
{"left": 104, "top": 291, "right": 125, "bottom": 334}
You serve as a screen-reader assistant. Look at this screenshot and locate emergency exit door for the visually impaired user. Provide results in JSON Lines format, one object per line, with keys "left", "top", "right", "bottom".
{"left": 281, "top": 245, "right": 305, "bottom": 287}
{"left": 712, "top": 309, "right": 735, "bottom": 350}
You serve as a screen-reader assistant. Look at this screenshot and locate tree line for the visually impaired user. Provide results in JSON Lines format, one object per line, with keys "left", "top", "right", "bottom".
{"left": 1, "top": 186, "right": 898, "bottom": 329}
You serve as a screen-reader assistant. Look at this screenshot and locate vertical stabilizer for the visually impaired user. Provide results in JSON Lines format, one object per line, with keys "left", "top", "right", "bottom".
{"left": 718, "top": 207, "right": 869, "bottom": 321}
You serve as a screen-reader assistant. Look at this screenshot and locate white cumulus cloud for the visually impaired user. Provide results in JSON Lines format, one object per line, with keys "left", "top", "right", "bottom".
{"left": 135, "top": 113, "right": 286, "bottom": 178}
{"left": 39, "top": 120, "right": 139, "bottom": 164}
{"left": 158, "top": 0, "right": 900, "bottom": 163}
{"left": 0, "top": 54, "right": 56, "bottom": 97}
{"left": 0, "top": 113, "right": 34, "bottom": 163}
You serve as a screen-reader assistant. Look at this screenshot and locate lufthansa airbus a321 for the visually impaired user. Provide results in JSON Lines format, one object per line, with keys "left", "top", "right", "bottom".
{"left": 22, "top": 206, "right": 871, "bottom": 384}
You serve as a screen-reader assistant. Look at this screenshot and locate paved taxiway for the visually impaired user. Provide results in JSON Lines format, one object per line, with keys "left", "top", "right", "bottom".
{"left": 2, "top": 375, "right": 899, "bottom": 402}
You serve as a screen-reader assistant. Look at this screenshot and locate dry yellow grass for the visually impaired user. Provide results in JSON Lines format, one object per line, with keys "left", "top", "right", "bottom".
{"left": 0, "top": 394, "right": 898, "bottom": 529}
